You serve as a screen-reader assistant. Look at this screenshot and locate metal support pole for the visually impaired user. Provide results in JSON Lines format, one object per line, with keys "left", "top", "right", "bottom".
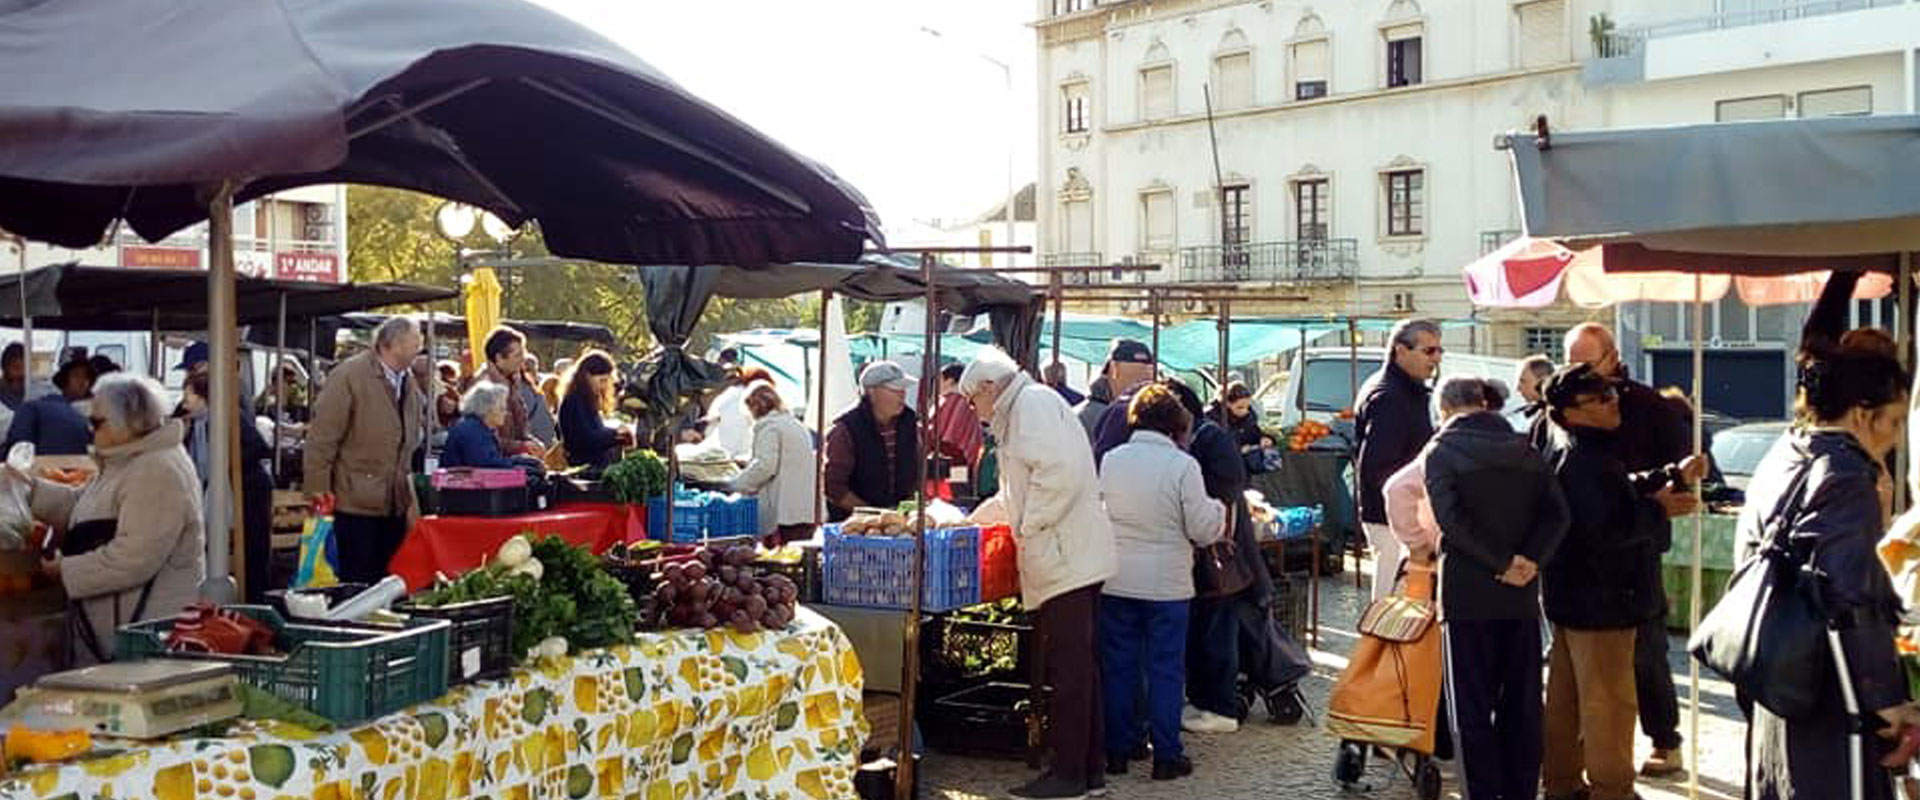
{"left": 1050, "top": 273, "right": 1064, "bottom": 366}
{"left": 273, "top": 294, "right": 287, "bottom": 483}
{"left": 1899, "top": 253, "right": 1913, "bottom": 513}
{"left": 1216, "top": 299, "right": 1231, "bottom": 424}
{"left": 1687, "top": 277, "right": 1705, "bottom": 800}
{"left": 814, "top": 290, "right": 831, "bottom": 527}
{"left": 1150, "top": 291, "right": 1162, "bottom": 377}
{"left": 898, "top": 255, "right": 940, "bottom": 799}
{"left": 149, "top": 309, "right": 161, "bottom": 380}
{"left": 203, "top": 181, "right": 240, "bottom": 603}
{"left": 1349, "top": 318, "right": 1362, "bottom": 590}
{"left": 426, "top": 309, "right": 438, "bottom": 462}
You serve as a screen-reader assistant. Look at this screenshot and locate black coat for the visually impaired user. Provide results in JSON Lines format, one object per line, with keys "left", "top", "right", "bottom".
{"left": 1423, "top": 411, "right": 1568, "bottom": 621}
{"left": 1190, "top": 418, "right": 1271, "bottom": 602}
{"left": 1743, "top": 428, "right": 1905, "bottom": 799}
{"left": 1542, "top": 426, "right": 1671, "bottom": 630}
{"left": 1355, "top": 362, "right": 1434, "bottom": 525}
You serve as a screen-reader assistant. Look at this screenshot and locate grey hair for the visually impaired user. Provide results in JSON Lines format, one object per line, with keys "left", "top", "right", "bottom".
{"left": 1436, "top": 376, "right": 1489, "bottom": 414}
{"left": 1389, "top": 318, "right": 1442, "bottom": 350}
{"left": 958, "top": 346, "right": 1021, "bottom": 397}
{"left": 460, "top": 381, "right": 511, "bottom": 418}
{"left": 374, "top": 316, "right": 421, "bottom": 351}
{"left": 92, "top": 373, "right": 169, "bottom": 437}
{"left": 1518, "top": 355, "right": 1555, "bottom": 386}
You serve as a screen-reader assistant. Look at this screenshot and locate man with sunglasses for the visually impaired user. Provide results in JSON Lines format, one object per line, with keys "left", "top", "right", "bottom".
{"left": 1551, "top": 323, "right": 1695, "bottom": 779}
{"left": 1355, "top": 318, "right": 1443, "bottom": 601}
{"left": 1539, "top": 364, "right": 1704, "bottom": 800}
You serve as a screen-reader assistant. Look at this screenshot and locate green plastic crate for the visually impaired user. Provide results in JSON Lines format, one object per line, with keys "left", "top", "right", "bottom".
{"left": 115, "top": 605, "right": 450, "bottom": 726}
{"left": 1661, "top": 564, "right": 1734, "bottom": 634}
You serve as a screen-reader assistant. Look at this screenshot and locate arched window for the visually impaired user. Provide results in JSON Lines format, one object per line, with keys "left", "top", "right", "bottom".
{"left": 1139, "top": 42, "right": 1175, "bottom": 120}
{"left": 1289, "top": 12, "right": 1331, "bottom": 101}
{"left": 1212, "top": 29, "right": 1253, "bottom": 109}
{"left": 1380, "top": 0, "right": 1424, "bottom": 88}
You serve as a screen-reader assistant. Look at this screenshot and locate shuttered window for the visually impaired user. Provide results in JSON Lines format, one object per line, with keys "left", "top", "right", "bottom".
{"left": 1716, "top": 95, "right": 1786, "bottom": 122}
{"left": 1292, "top": 39, "right": 1329, "bottom": 100}
{"left": 1064, "top": 200, "right": 1093, "bottom": 253}
{"left": 1516, "top": 0, "right": 1566, "bottom": 68}
{"left": 1142, "top": 192, "right": 1175, "bottom": 250}
{"left": 1799, "top": 86, "right": 1871, "bottom": 118}
{"left": 1140, "top": 65, "right": 1174, "bottom": 119}
{"left": 1214, "top": 52, "right": 1252, "bottom": 109}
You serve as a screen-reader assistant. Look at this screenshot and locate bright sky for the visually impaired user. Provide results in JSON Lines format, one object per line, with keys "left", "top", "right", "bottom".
{"left": 528, "top": 0, "right": 1039, "bottom": 239}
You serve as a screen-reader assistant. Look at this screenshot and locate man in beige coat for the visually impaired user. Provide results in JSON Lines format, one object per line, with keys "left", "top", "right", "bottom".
{"left": 304, "top": 317, "right": 427, "bottom": 583}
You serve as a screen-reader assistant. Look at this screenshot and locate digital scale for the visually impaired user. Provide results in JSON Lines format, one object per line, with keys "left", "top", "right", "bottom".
{"left": 4, "top": 661, "right": 242, "bottom": 739}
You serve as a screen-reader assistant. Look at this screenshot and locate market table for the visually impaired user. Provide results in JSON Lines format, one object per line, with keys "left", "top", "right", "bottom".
{"left": 0, "top": 607, "right": 869, "bottom": 800}
{"left": 1250, "top": 450, "right": 1357, "bottom": 555}
{"left": 389, "top": 503, "right": 646, "bottom": 591}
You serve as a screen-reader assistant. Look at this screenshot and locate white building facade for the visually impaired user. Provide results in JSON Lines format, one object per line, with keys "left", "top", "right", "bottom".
{"left": 17, "top": 184, "right": 351, "bottom": 283}
{"left": 1034, "top": 0, "right": 1919, "bottom": 405}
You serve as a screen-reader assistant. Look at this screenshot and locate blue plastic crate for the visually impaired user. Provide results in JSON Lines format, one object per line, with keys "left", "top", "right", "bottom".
{"left": 646, "top": 494, "right": 760, "bottom": 542}
{"left": 821, "top": 525, "right": 980, "bottom": 612}
{"left": 1275, "top": 505, "right": 1324, "bottom": 541}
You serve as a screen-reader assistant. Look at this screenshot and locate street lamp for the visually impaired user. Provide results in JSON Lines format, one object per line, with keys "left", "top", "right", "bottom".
{"left": 920, "top": 26, "right": 1017, "bottom": 268}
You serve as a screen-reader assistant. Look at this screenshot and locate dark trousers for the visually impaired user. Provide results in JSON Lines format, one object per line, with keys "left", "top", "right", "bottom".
{"left": 241, "top": 471, "right": 274, "bottom": 604}
{"left": 1185, "top": 595, "right": 1240, "bottom": 718}
{"left": 333, "top": 511, "right": 410, "bottom": 584}
{"left": 1100, "top": 594, "right": 1189, "bottom": 763}
{"left": 1634, "top": 615, "right": 1682, "bottom": 750}
{"left": 1443, "top": 617, "right": 1544, "bottom": 800}
{"left": 1038, "top": 583, "right": 1105, "bottom": 783}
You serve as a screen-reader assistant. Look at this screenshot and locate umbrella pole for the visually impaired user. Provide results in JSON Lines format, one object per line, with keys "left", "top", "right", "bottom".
{"left": 1688, "top": 277, "right": 1704, "bottom": 800}
{"left": 1900, "top": 253, "right": 1913, "bottom": 512}
{"left": 203, "top": 181, "right": 240, "bottom": 603}
{"left": 897, "top": 254, "right": 939, "bottom": 799}
{"left": 1349, "top": 317, "right": 1361, "bottom": 590}
{"left": 149, "top": 308, "right": 160, "bottom": 380}
{"left": 426, "top": 309, "right": 438, "bottom": 462}
{"left": 815, "top": 290, "right": 830, "bottom": 527}
{"left": 1301, "top": 322, "right": 1319, "bottom": 648}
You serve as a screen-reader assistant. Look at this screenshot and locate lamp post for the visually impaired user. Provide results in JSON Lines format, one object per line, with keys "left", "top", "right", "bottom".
{"left": 921, "top": 26, "right": 1017, "bottom": 269}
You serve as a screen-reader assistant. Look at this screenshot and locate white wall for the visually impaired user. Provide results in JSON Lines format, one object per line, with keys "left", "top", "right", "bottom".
{"left": 1603, "top": 52, "right": 1906, "bottom": 126}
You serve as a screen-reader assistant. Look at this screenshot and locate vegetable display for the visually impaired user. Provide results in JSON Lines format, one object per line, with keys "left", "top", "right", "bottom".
{"left": 638, "top": 544, "right": 799, "bottom": 634}
{"left": 412, "top": 534, "right": 636, "bottom": 661}
{"left": 602, "top": 450, "right": 669, "bottom": 504}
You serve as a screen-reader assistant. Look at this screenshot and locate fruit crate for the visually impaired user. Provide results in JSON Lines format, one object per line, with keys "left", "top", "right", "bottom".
{"left": 603, "top": 543, "right": 698, "bottom": 609}
{"left": 919, "top": 607, "right": 1033, "bottom": 693}
{"left": 395, "top": 595, "right": 513, "bottom": 686}
{"left": 646, "top": 495, "right": 760, "bottom": 543}
{"left": 916, "top": 680, "right": 1048, "bottom": 762}
{"left": 1271, "top": 571, "right": 1311, "bottom": 642}
{"left": 115, "top": 605, "right": 450, "bottom": 726}
{"left": 821, "top": 526, "right": 980, "bottom": 612}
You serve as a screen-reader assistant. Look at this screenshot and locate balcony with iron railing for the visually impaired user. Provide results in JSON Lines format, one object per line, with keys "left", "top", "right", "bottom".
{"left": 1175, "top": 239, "right": 1358, "bottom": 285}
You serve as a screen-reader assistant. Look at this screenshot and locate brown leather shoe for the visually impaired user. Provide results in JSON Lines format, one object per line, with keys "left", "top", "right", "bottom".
{"left": 1640, "top": 747, "right": 1686, "bottom": 777}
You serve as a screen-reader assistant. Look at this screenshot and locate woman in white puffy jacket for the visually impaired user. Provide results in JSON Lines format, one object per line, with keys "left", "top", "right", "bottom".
{"left": 728, "top": 382, "right": 817, "bottom": 545}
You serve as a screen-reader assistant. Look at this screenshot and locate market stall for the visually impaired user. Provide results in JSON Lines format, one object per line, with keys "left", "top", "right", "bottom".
{"left": 388, "top": 503, "right": 646, "bottom": 591}
{"left": 0, "top": 607, "right": 868, "bottom": 800}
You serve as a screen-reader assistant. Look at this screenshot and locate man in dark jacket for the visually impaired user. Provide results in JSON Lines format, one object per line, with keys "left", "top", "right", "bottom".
{"left": 822, "top": 361, "right": 920, "bottom": 522}
{"left": 1553, "top": 322, "right": 1694, "bottom": 777}
{"left": 1355, "top": 318, "right": 1441, "bottom": 600}
{"left": 1089, "top": 339, "right": 1162, "bottom": 466}
{"left": 1425, "top": 377, "right": 1569, "bottom": 800}
{"left": 1539, "top": 364, "right": 1702, "bottom": 800}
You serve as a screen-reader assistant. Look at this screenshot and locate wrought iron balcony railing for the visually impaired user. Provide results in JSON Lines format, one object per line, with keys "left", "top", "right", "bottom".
{"left": 1174, "top": 239, "right": 1358, "bottom": 285}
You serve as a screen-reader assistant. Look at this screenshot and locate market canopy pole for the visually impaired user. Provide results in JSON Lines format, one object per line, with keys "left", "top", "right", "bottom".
{"left": 814, "top": 290, "right": 831, "bottom": 527}
{"left": 203, "top": 181, "right": 239, "bottom": 603}
{"left": 896, "top": 250, "right": 943, "bottom": 800}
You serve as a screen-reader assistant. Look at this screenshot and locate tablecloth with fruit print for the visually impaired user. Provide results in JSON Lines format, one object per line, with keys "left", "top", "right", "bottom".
{"left": 0, "top": 607, "right": 869, "bottom": 800}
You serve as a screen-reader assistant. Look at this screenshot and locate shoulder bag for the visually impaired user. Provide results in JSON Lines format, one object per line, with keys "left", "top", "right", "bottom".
{"left": 1689, "top": 461, "right": 1830, "bottom": 721}
{"left": 1194, "top": 511, "right": 1255, "bottom": 600}
{"left": 58, "top": 519, "right": 161, "bottom": 666}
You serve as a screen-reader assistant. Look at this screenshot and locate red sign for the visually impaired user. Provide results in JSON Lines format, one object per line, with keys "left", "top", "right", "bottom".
{"left": 121, "top": 246, "right": 201, "bottom": 269}
{"left": 275, "top": 252, "right": 341, "bottom": 283}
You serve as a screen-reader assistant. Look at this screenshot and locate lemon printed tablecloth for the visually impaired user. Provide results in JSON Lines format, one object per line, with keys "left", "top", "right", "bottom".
{"left": 1, "top": 608, "right": 868, "bottom": 800}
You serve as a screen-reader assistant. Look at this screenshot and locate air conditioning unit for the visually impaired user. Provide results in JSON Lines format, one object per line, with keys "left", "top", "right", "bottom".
{"left": 1391, "top": 291, "right": 1416, "bottom": 312}
{"left": 303, "top": 204, "right": 330, "bottom": 224}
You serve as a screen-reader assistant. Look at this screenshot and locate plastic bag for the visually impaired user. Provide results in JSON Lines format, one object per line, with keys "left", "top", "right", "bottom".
{"left": 292, "top": 498, "right": 339, "bottom": 589}
{"left": 0, "top": 442, "right": 35, "bottom": 550}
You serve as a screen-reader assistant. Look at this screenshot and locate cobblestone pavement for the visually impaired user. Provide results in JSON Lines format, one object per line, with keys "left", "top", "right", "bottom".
{"left": 918, "top": 561, "right": 1748, "bottom": 800}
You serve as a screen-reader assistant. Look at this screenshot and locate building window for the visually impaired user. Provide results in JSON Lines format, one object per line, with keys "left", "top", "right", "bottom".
{"left": 1291, "top": 38, "right": 1329, "bottom": 100}
{"left": 1716, "top": 95, "right": 1786, "bottom": 122}
{"left": 1515, "top": 0, "right": 1567, "bottom": 68}
{"left": 1385, "top": 31, "right": 1422, "bottom": 88}
{"left": 1213, "top": 52, "right": 1253, "bottom": 110}
{"left": 1385, "top": 170, "right": 1424, "bottom": 237}
{"left": 1062, "top": 198, "right": 1093, "bottom": 254}
{"left": 1294, "top": 179, "right": 1329, "bottom": 241}
{"left": 1055, "top": 0, "right": 1088, "bottom": 14}
{"left": 1799, "top": 86, "right": 1872, "bottom": 117}
{"left": 1141, "top": 190, "right": 1176, "bottom": 252}
{"left": 1140, "top": 65, "right": 1175, "bottom": 120}
{"left": 1063, "top": 83, "right": 1090, "bottom": 133}
{"left": 1221, "top": 185, "right": 1251, "bottom": 245}
{"left": 1524, "top": 327, "right": 1563, "bottom": 355}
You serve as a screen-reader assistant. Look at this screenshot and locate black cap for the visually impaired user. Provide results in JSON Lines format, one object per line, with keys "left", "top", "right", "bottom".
{"left": 1107, "top": 338, "right": 1154, "bottom": 365}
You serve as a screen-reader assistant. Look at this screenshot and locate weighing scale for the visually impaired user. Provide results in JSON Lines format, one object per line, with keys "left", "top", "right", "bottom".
{"left": 4, "top": 661, "right": 242, "bottom": 739}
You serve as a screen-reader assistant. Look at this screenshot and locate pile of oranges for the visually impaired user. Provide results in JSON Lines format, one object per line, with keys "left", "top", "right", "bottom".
{"left": 1284, "top": 420, "right": 1335, "bottom": 452}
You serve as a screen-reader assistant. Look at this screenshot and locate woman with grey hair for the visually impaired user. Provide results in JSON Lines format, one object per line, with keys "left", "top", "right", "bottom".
{"left": 33, "top": 373, "right": 205, "bottom": 662}
{"left": 440, "top": 381, "right": 535, "bottom": 470}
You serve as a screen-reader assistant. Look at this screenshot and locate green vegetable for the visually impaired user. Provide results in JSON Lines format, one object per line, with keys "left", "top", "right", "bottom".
{"left": 603, "top": 450, "right": 670, "bottom": 504}
{"left": 412, "top": 533, "right": 636, "bottom": 662}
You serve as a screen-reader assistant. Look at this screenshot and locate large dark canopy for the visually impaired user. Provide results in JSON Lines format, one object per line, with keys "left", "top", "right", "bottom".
{"left": 337, "top": 312, "right": 618, "bottom": 349}
{"left": 0, "top": 0, "right": 881, "bottom": 266}
{"left": 0, "top": 263, "right": 456, "bottom": 330}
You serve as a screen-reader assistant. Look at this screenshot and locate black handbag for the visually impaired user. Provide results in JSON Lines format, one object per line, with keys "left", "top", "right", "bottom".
{"left": 56, "top": 520, "right": 159, "bottom": 666}
{"left": 1194, "top": 515, "right": 1256, "bottom": 600}
{"left": 1689, "top": 462, "right": 1831, "bottom": 721}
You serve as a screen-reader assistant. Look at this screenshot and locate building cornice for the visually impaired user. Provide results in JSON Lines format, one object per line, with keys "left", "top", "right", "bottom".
{"left": 1034, "top": 0, "right": 1275, "bottom": 46}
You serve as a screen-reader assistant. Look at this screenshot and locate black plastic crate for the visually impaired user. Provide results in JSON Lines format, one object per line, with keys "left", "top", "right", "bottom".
{"left": 917, "top": 681, "right": 1048, "bottom": 761}
{"left": 552, "top": 477, "right": 618, "bottom": 504}
{"left": 919, "top": 611, "right": 1033, "bottom": 693}
{"left": 1271, "top": 571, "right": 1311, "bottom": 642}
{"left": 435, "top": 487, "right": 530, "bottom": 516}
{"left": 395, "top": 595, "right": 515, "bottom": 685}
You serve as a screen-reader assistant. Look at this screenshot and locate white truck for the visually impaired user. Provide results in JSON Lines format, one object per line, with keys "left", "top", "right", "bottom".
{"left": 1261, "top": 347, "right": 1529, "bottom": 428}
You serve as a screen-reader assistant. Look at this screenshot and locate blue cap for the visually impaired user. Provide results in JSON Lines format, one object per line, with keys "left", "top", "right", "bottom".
{"left": 175, "top": 341, "right": 209, "bottom": 371}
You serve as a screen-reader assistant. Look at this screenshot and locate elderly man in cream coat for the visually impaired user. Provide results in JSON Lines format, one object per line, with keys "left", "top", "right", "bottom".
{"left": 961, "top": 346, "right": 1116, "bottom": 800}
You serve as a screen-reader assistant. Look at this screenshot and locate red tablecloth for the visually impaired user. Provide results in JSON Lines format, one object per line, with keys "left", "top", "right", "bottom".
{"left": 389, "top": 502, "right": 645, "bottom": 590}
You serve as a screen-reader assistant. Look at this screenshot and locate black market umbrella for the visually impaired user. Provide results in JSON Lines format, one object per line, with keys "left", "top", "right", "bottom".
{"left": 0, "top": 264, "right": 457, "bottom": 330}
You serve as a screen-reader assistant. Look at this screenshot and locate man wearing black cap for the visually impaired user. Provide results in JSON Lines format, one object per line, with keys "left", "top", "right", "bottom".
{"left": 1089, "top": 339, "right": 1161, "bottom": 467}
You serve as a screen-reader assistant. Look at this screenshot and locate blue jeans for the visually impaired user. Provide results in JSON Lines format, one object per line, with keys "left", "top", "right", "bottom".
{"left": 1100, "top": 595, "right": 1190, "bottom": 762}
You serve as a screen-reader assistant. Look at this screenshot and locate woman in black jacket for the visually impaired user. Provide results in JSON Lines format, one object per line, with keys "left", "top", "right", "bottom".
{"left": 1742, "top": 346, "right": 1917, "bottom": 799}
{"left": 558, "top": 351, "right": 632, "bottom": 476}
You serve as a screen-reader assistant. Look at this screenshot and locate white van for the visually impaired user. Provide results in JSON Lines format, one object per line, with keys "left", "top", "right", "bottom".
{"left": 1262, "top": 347, "right": 1528, "bottom": 428}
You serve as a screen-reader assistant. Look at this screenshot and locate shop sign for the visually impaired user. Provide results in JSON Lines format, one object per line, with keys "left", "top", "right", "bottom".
{"left": 120, "top": 246, "right": 201, "bottom": 269}
{"left": 275, "top": 252, "right": 341, "bottom": 283}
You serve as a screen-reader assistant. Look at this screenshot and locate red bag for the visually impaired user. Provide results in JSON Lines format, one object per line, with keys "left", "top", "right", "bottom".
{"left": 978, "top": 525, "right": 1019, "bottom": 603}
{"left": 166, "top": 604, "right": 276, "bottom": 656}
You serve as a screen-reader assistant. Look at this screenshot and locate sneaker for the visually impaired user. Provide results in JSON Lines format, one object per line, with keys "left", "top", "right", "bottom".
{"left": 1641, "top": 747, "right": 1686, "bottom": 777}
{"left": 1151, "top": 755, "right": 1194, "bottom": 781}
{"left": 1008, "top": 773, "right": 1087, "bottom": 800}
{"left": 1087, "top": 774, "right": 1108, "bottom": 798}
{"left": 1182, "top": 708, "right": 1239, "bottom": 734}
{"left": 1181, "top": 703, "right": 1204, "bottom": 723}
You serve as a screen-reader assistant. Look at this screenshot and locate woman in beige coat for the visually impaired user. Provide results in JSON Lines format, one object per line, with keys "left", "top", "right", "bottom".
{"left": 36, "top": 374, "right": 205, "bottom": 661}
{"left": 729, "top": 382, "right": 817, "bottom": 544}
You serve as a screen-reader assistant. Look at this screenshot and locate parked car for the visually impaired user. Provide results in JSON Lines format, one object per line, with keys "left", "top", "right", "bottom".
{"left": 1710, "top": 421, "right": 1789, "bottom": 492}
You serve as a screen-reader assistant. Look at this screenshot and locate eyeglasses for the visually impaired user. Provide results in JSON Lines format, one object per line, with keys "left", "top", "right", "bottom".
{"left": 1420, "top": 346, "right": 1445, "bottom": 357}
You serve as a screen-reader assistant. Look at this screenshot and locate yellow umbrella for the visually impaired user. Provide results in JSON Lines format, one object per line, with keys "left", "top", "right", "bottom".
{"left": 465, "top": 267, "right": 502, "bottom": 371}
